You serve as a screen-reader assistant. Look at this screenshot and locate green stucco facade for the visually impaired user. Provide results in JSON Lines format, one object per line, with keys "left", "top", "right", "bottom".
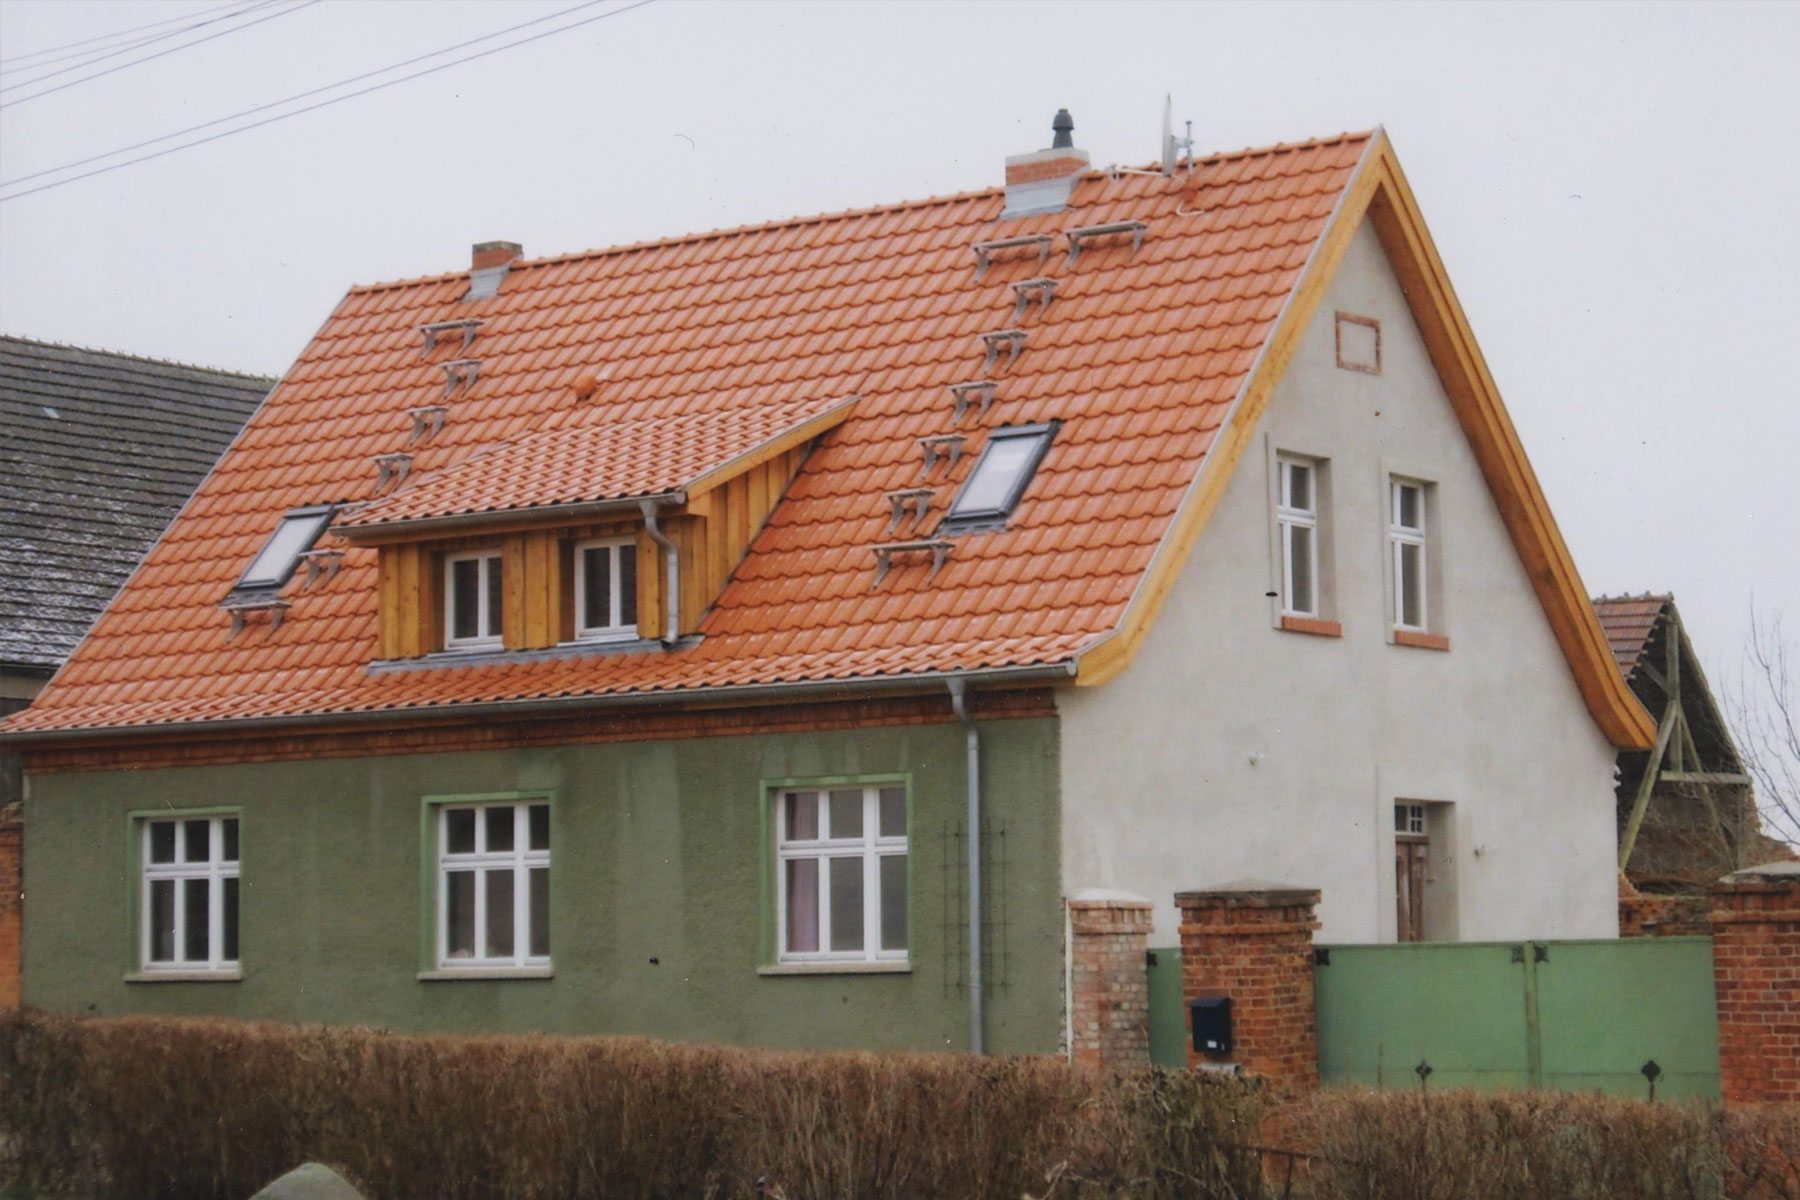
{"left": 23, "top": 713, "right": 1064, "bottom": 1054}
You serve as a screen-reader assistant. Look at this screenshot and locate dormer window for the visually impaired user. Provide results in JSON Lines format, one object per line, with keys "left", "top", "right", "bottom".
{"left": 942, "top": 423, "right": 1057, "bottom": 530}
{"left": 237, "top": 506, "right": 332, "bottom": 590}
{"left": 575, "top": 537, "right": 638, "bottom": 641}
{"left": 445, "top": 549, "right": 503, "bottom": 650}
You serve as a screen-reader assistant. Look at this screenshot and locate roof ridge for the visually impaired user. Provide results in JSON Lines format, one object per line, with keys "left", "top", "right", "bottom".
{"left": 0, "top": 333, "right": 277, "bottom": 383}
{"left": 346, "top": 130, "right": 1377, "bottom": 297}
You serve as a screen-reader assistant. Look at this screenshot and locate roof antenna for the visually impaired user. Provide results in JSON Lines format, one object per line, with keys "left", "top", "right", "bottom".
{"left": 1161, "top": 94, "right": 1193, "bottom": 176}
{"left": 1051, "top": 108, "right": 1074, "bottom": 150}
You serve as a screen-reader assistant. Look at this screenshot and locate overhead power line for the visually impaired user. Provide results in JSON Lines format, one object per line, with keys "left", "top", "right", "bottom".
{"left": 0, "top": 0, "right": 256, "bottom": 69}
{"left": 1, "top": 1, "right": 316, "bottom": 107}
{"left": 0, "top": 0, "right": 659, "bottom": 203}
{"left": 3, "top": 0, "right": 605, "bottom": 189}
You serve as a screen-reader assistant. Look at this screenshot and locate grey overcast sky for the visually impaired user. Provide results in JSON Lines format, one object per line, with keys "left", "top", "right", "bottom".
{"left": 0, "top": 0, "right": 1796, "bottom": 696}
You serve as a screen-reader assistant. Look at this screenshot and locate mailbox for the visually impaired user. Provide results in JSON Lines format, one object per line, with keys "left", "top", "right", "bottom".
{"left": 1190, "top": 995, "right": 1232, "bottom": 1055}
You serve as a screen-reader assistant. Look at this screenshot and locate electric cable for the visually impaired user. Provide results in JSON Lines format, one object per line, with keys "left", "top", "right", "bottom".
{"left": 0, "top": 0, "right": 659, "bottom": 202}
{"left": 0, "top": 0, "right": 256, "bottom": 69}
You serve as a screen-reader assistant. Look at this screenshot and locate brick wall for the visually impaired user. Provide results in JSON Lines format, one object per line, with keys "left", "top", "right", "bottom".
{"left": 1066, "top": 892, "right": 1153, "bottom": 1071}
{"left": 1176, "top": 884, "right": 1320, "bottom": 1094}
{"left": 1709, "top": 863, "right": 1800, "bottom": 1104}
{"left": 1619, "top": 892, "right": 1710, "bottom": 937}
{"left": 0, "top": 805, "right": 20, "bottom": 1009}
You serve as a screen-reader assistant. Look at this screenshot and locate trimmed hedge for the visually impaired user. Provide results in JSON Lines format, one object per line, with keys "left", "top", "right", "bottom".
{"left": 0, "top": 1011, "right": 1269, "bottom": 1200}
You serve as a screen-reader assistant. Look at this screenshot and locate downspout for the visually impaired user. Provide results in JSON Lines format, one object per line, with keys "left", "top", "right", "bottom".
{"left": 948, "top": 676, "right": 983, "bottom": 1055}
{"left": 638, "top": 500, "right": 680, "bottom": 646}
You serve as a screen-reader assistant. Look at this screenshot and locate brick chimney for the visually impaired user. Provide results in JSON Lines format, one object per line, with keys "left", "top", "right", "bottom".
{"left": 1003, "top": 109, "right": 1090, "bottom": 218}
{"left": 466, "top": 240, "right": 522, "bottom": 301}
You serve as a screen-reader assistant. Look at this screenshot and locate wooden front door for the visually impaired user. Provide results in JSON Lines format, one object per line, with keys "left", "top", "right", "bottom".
{"left": 1396, "top": 836, "right": 1427, "bottom": 942}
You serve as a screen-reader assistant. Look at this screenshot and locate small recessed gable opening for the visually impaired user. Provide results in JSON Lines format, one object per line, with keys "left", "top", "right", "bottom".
{"left": 237, "top": 506, "right": 333, "bottom": 590}
{"left": 941, "top": 422, "right": 1059, "bottom": 532}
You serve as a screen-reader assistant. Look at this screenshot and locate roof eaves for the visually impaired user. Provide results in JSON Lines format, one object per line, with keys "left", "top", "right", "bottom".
{"left": 337, "top": 491, "right": 685, "bottom": 545}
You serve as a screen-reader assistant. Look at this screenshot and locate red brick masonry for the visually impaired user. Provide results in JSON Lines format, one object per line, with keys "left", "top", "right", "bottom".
{"left": 1709, "top": 863, "right": 1800, "bottom": 1104}
{"left": 1176, "top": 883, "right": 1321, "bottom": 1094}
{"left": 1067, "top": 893, "right": 1154, "bottom": 1070}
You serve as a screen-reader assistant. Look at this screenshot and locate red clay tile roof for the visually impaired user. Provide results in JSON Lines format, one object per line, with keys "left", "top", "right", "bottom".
{"left": 340, "top": 393, "right": 858, "bottom": 530}
{"left": 1592, "top": 594, "right": 1672, "bottom": 678}
{"left": 5, "top": 133, "right": 1373, "bottom": 734}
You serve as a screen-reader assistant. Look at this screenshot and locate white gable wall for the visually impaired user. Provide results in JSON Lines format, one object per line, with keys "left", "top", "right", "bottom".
{"left": 1057, "top": 219, "right": 1620, "bottom": 944}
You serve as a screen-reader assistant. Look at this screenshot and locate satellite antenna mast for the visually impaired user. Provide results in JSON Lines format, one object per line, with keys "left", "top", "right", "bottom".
{"left": 1161, "top": 94, "right": 1194, "bottom": 176}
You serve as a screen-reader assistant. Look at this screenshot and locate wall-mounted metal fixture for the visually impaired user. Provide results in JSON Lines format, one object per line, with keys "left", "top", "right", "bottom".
{"left": 972, "top": 234, "right": 1054, "bottom": 281}
{"left": 419, "top": 318, "right": 483, "bottom": 358}
{"left": 883, "top": 487, "right": 933, "bottom": 535}
{"left": 919, "top": 433, "right": 967, "bottom": 479}
{"left": 1191, "top": 995, "right": 1232, "bottom": 1055}
{"left": 374, "top": 452, "right": 413, "bottom": 493}
{"left": 871, "top": 539, "right": 953, "bottom": 588}
{"left": 405, "top": 405, "right": 448, "bottom": 446}
{"left": 441, "top": 358, "right": 480, "bottom": 398}
{"left": 1066, "top": 220, "right": 1149, "bottom": 265}
{"left": 299, "top": 547, "right": 344, "bottom": 590}
{"left": 1011, "top": 278, "right": 1057, "bottom": 321}
{"left": 221, "top": 594, "right": 291, "bottom": 638}
{"left": 948, "top": 380, "right": 998, "bottom": 423}
{"left": 979, "top": 329, "right": 1027, "bottom": 374}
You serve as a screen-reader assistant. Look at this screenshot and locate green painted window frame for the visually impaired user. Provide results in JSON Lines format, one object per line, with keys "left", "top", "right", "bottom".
{"left": 757, "top": 773, "right": 913, "bottom": 976}
{"left": 417, "top": 790, "right": 556, "bottom": 981}
{"left": 123, "top": 805, "right": 244, "bottom": 983}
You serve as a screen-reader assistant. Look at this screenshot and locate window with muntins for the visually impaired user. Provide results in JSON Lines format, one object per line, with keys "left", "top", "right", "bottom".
{"left": 141, "top": 815, "right": 239, "bottom": 974}
{"left": 575, "top": 537, "right": 638, "bottom": 640}
{"left": 1276, "top": 456, "right": 1320, "bottom": 617}
{"left": 238, "top": 506, "right": 332, "bottom": 589}
{"left": 943, "top": 423, "right": 1057, "bottom": 528}
{"left": 436, "top": 801, "right": 550, "bottom": 970}
{"left": 444, "top": 549, "right": 503, "bottom": 649}
{"left": 776, "top": 784, "right": 907, "bottom": 964}
{"left": 1389, "top": 479, "right": 1428, "bottom": 631}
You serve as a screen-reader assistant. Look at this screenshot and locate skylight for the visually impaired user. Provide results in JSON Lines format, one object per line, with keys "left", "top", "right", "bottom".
{"left": 943, "top": 423, "right": 1057, "bottom": 529}
{"left": 237, "top": 506, "right": 333, "bottom": 590}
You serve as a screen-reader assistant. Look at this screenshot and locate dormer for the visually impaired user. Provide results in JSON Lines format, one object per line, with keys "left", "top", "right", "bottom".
{"left": 338, "top": 394, "right": 859, "bottom": 661}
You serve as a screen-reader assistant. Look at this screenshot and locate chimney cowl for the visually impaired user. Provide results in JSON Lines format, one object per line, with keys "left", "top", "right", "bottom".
{"left": 1001, "top": 109, "right": 1089, "bottom": 219}
{"left": 466, "top": 240, "right": 522, "bottom": 302}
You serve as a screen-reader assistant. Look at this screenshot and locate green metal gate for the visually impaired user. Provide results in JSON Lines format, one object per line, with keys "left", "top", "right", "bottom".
{"left": 1313, "top": 938, "right": 1721, "bottom": 1101}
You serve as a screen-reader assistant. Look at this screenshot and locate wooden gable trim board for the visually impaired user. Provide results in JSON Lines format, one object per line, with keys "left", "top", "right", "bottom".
{"left": 1073, "top": 130, "right": 1656, "bottom": 751}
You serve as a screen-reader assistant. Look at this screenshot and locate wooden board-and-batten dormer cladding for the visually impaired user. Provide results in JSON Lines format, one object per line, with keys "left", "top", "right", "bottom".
{"left": 373, "top": 441, "right": 812, "bottom": 659}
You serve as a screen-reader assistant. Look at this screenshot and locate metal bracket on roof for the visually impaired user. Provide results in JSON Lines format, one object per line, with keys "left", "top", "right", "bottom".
{"left": 442, "top": 358, "right": 480, "bottom": 398}
{"left": 1011, "top": 278, "right": 1057, "bottom": 321}
{"left": 871, "top": 539, "right": 953, "bottom": 589}
{"left": 883, "top": 487, "right": 934, "bottom": 535}
{"left": 221, "top": 594, "right": 291, "bottom": 639}
{"left": 419, "top": 318, "right": 483, "bottom": 358}
{"left": 1066, "top": 220, "right": 1149, "bottom": 265}
{"left": 919, "top": 434, "right": 966, "bottom": 479}
{"left": 979, "top": 329, "right": 1027, "bottom": 374}
{"left": 374, "top": 452, "right": 413, "bottom": 493}
{"left": 972, "top": 234, "right": 1054, "bottom": 281}
{"left": 948, "top": 380, "right": 998, "bottom": 423}
{"left": 299, "top": 548, "right": 344, "bottom": 590}
{"left": 405, "top": 405, "right": 448, "bottom": 446}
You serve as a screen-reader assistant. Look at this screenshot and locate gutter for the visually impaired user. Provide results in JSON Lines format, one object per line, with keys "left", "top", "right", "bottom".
{"left": 0, "top": 661, "right": 1077, "bottom": 747}
{"left": 638, "top": 499, "right": 681, "bottom": 646}
{"left": 948, "top": 676, "right": 983, "bottom": 1056}
{"left": 339, "top": 492, "right": 685, "bottom": 545}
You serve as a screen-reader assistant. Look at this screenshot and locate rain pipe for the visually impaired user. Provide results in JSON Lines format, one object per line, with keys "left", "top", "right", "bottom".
{"left": 948, "top": 676, "right": 983, "bottom": 1054}
{"left": 638, "top": 499, "right": 680, "bottom": 646}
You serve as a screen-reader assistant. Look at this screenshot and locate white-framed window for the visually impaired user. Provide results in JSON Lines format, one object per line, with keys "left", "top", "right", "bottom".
{"left": 1276, "top": 456, "right": 1320, "bottom": 618}
{"left": 574, "top": 537, "right": 638, "bottom": 640}
{"left": 140, "top": 815, "right": 239, "bottom": 974}
{"left": 435, "top": 800, "right": 550, "bottom": 970}
{"left": 775, "top": 784, "right": 908, "bottom": 964}
{"left": 1389, "top": 478, "right": 1429, "bottom": 632}
{"left": 444, "top": 549, "right": 503, "bottom": 649}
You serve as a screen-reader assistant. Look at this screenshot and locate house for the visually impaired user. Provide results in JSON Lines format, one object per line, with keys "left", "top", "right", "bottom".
{"left": 1595, "top": 593, "right": 1790, "bottom": 933}
{"left": 0, "top": 336, "right": 269, "bottom": 1006}
{"left": 0, "top": 117, "right": 1653, "bottom": 1054}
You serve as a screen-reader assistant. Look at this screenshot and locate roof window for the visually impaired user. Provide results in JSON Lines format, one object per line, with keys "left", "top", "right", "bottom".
{"left": 942, "top": 423, "right": 1058, "bottom": 530}
{"left": 237, "top": 506, "right": 333, "bottom": 590}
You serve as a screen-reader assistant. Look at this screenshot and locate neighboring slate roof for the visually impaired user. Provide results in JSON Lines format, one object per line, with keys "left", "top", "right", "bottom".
{"left": 1592, "top": 593, "right": 1672, "bottom": 680}
{"left": 0, "top": 337, "right": 269, "bottom": 671}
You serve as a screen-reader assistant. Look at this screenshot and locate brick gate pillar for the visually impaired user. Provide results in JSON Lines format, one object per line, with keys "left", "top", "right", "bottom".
{"left": 1175, "top": 883, "right": 1321, "bottom": 1094}
{"left": 1066, "top": 890, "right": 1153, "bottom": 1071}
{"left": 1709, "top": 862, "right": 1800, "bottom": 1104}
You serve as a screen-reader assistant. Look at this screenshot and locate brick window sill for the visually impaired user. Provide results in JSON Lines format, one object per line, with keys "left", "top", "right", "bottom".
{"left": 1279, "top": 615, "right": 1343, "bottom": 638}
{"left": 1394, "top": 630, "right": 1451, "bottom": 651}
